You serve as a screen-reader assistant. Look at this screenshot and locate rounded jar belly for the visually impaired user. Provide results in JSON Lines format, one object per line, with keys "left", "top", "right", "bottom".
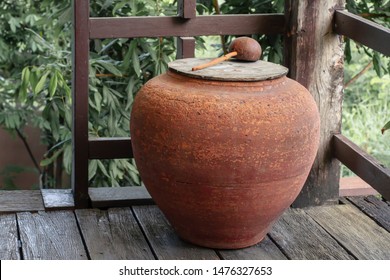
{"left": 130, "top": 70, "right": 320, "bottom": 249}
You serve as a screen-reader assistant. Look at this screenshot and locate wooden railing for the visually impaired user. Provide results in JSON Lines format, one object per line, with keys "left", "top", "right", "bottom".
{"left": 332, "top": 10, "right": 390, "bottom": 201}
{"left": 66, "top": 0, "right": 390, "bottom": 209}
{"left": 334, "top": 10, "right": 390, "bottom": 56}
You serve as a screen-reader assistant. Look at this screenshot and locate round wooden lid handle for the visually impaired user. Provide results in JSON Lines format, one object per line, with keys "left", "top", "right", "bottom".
{"left": 191, "top": 37, "right": 262, "bottom": 71}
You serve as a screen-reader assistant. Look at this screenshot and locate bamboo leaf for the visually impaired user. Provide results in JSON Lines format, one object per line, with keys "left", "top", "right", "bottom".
{"left": 40, "top": 147, "right": 64, "bottom": 167}
{"left": 132, "top": 50, "right": 141, "bottom": 77}
{"left": 108, "top": 109, "right": 116, "bottom": 135}
{"left": 19, "top": 67, "right": 30, "bottom": 102}
{"left": 99, "top": 38, "right": 119, "bottom": 54}
{"left": 50, "top": 103, "right": 60, "bottom": 141}
{"left": 94, "top": 91, "right": 102, "bottom": 113}
{"left": 113, "top": 1, "right": 128, "bottom": 15}
{"left": 373, "top": 52, "right": 383, "bottom": 77}
{"left": 63, "top": 82, "right": 71, "bottom": 99}
{"left": 8, "top": 17, "right": 20, "bottom": 33}
{"left": 381, "top": 120, "right": 390, "bottom": 134}
{"left": 122, "top": 40, "right": 136, "bottom": 71}
{"left": 26, "top": 28, "right": 53, "bottom": 50}
{"left": 97, "top": 160, "right": 110, "bottom": 178}
{"left": 45, "top": 138, "right": 71, "bottom": 155}
{"left": 58, "top": 6, "right": 72, "bottom": 27}
{"left": 345, "top": 39, "right": 352, "bottom": 63}
{"left": 29, "top": 70, "right": 39, "bottom": 92}
{"left": 21, "top": 67, "right": 30, "bottom": 88}
{"left": 34, "top": 71, "right": 50, "bottom": 94}
{"left": 102, "top": 0, "right": 115, "bottom": 10}
{"left": 63, "top": 143, "right": 72, "bottom": 174}
{"left": 97, "top": 60, "right": 123, "bottom": 76}
{"left": 89, "top": 160, "right": 98, "bottom": 181}
{"left": 64, "top": 107, "right": 72, "bottom": 128}
{"left": 49, "top": 73, "right": 58, "bottom": 97}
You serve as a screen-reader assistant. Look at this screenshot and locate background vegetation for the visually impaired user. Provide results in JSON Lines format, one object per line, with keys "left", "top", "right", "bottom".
{"left": 0, "top": 0, "right": 389, "bottom": 188}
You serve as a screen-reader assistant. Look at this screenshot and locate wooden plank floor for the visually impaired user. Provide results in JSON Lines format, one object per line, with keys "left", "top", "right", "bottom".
{"left": 0, "top": 196, "right": 389, "bottom": 260}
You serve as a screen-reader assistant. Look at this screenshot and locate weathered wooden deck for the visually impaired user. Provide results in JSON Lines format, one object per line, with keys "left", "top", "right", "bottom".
{"left": 1, "top": 193, "right": 389, "bottom": 260}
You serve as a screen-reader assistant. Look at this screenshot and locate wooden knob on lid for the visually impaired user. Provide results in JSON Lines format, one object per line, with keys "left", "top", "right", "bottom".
{"left": 192, "top": 37, "right": 262, "bottom": 71}
{"left": 229, "top": 37, "right": 262, "bottom": 62}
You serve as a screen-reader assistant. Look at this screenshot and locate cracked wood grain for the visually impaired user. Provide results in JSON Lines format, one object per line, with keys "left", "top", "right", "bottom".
{"left": 76, "top": 208, "right": 154, "bottom": 260}
{"left": 306, "top": 204, "right": 390, "bottom": 259}
{"left": 17, "top": 211, "right": 87, "bottom": 260}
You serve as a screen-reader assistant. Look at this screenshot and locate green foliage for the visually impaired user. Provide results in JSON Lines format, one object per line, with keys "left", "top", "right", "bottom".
{"left": 0, "top": 0, "right": 73, "bottom": 188}
{"left": 341, "top": 0, "right": 390, "bottom": 174}
{"left": 0, "top": 0, "right": 180, "bottom": 188}
{"left": 345, "top": 0, "right": 390, "bottom": 76}
{"left": 342, "top": 49, "right": 390, "bottom": 175}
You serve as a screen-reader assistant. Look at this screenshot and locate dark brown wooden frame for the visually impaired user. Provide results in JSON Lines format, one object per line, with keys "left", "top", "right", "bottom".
{"left": 69, "top": 0, "right": 389, "bottom": 209}
{"left": 332, "top": 10, "right": 390, "bottom": 201}
{"left": 334, "top": 10, "right": 390, "bottom": 56}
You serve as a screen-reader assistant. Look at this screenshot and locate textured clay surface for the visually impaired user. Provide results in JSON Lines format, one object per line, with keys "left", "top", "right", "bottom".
{"left": 130, "top": 71, "right": 320, "bottom": 249}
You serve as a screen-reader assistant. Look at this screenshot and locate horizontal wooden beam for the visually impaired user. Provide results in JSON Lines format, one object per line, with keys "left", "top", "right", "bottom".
{"left": 0, "top": 190, "right": 44, "bottom": 213}
{"left": 333, "top": 134, "right": 390, "bottom": 201}
{"left": 41, "top": 189, "right": 75, "bottom": 210}
{"left": 334, "top": 10, "right": 390, "bottom": 56}
{"left": 89, "top": 14, "right": 285, "bottom": 39}
{"left": 89, "top": 186, "right": 153, "bottom": 208}
{"left": 89, "top": 137, "right": 133, "bottom": 159}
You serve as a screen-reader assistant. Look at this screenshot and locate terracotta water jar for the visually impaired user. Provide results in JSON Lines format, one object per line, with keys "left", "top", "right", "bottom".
{"left": 130, "top": 58, "right": 320, "bottom": 249}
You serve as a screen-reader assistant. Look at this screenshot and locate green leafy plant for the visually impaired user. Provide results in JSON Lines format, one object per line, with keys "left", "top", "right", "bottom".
{"left": 0, "top": 0, "right": 72, "bottom": 187}
{"left": 345, "top": 0, "right": 390, "bottom": 134}
{"left": 0, "top": 0, "right": 209, "bottom": 188}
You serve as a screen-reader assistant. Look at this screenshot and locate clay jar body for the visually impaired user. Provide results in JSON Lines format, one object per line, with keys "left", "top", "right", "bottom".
{"left": 130, "top": 60, "right": 320, "bottom": 249}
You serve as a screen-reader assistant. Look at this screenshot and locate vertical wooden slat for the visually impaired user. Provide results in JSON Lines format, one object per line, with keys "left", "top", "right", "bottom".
{"left": 72, "top": 0, "right": 90, "bottom": 208}
{"left": 176, "top": 37, "right": 196, "bottom": 59}
{"left": 176, "top": 0, "right": 196, "bottom": 59}
{"left": 177, "top": 0, "right": 196, "bottom": 19}
{"left": 284, "top": 0, "right": 345, "bottom": 207}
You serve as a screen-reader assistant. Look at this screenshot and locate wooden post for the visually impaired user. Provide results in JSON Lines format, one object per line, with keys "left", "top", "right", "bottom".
{"left": 284, "top": 0, "right": 345, "bottom": 207}
{"left": 72, "top": 0, "right": 90, "bottom": 208}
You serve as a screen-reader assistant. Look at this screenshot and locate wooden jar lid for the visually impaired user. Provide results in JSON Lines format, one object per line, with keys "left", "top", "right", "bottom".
{"left": 168, "top": 58, "right": 288, "bottom": 82}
